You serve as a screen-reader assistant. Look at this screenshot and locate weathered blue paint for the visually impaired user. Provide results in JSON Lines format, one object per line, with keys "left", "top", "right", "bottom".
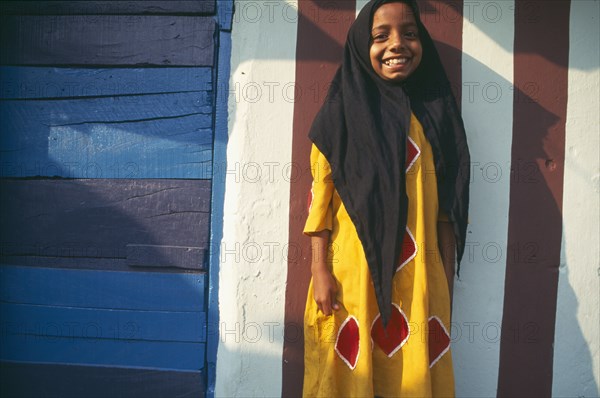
{"left": 127, "top": 244, "right": 208, "bottom": 270}
{"left": 0, "top": 92, "right": 211, "bottom": 118}
{"left": 0, "top": 265, "right": 206, "bottom": 312}
{"left": 207, "top": 1, "right": 234, "bottom": 390}
{"left": 1, "top": 335, "right": 205, "bottom": 370}
{"left": 1, "top": 362, "right": 205, "bottom": 398}
{"left": 0, "top": 67, "right": 212, "bottom": 99}
{"left": 1, "top": 15, "right": 215, "bottom": 66}
{"left": 218, "top": 0, "right": 234, "bottom": 31}
{"left": 0, "top": 93, "right": 213, "bottom": 178}
{"left": 0, "top": 1, "right": 216, "bottom": 15}
{"left": 0, "top": 265, "right": 208, "bottom": 370}
{"left": 1, "top": 179, "right": 211, "bottom": 266}
{"left": 1, "top": 1, "right": 219, "bottom": 393}
{"left": 1, "top": 302, "right": 206, "bottom": 342}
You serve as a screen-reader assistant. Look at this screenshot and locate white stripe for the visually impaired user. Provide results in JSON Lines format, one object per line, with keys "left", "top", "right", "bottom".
{"left": 356, "top": 0, "right": 369, "bottom": 17}
{"left": 553, "top": 1, "right": 600, "bottom": 396}
{"left": 215, "top": 1, "right": 298, "bottom": 396}
{"left": 454, "top": 2, "right": 514, "bottom": 397}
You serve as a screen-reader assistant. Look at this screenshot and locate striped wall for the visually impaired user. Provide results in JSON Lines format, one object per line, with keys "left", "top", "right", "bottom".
{"left": 216, "top": 0, "right": 599, "bottom": 396}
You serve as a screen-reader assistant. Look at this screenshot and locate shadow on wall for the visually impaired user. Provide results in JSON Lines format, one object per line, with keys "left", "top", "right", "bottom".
{"left": 553, "top": 254, "right": 600, "bottom": 398}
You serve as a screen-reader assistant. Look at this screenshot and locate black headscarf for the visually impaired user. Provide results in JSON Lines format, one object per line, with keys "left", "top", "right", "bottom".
{"left": 308, "top": 0, "right": 470, "bottom": 326}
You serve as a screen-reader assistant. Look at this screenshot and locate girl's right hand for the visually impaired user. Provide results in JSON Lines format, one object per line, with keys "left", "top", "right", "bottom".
{"left": 312, "top": 266, "right": 340, "bottom": 316}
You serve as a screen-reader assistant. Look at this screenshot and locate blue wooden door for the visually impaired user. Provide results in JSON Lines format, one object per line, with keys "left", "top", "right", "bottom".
{"left": 0, "top": 1, "right": 218, "bottom": 396}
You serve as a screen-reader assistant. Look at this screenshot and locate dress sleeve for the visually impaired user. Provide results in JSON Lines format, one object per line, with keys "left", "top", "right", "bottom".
{"left": 304, "top": 144, "right": 334, "bottom": 235}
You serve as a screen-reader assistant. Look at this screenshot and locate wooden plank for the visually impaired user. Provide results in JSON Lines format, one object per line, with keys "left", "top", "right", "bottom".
{"left": 0, "top": 180, "right": 211, "bottom": 267}
{"left": 1, "top": 303, "right": 206, "bottom": 342}
{"left": 1, "top": 1, "right": 215, "bottom": 15}
{"left": 0, "top": 67, "right": 212, "bottom": 99}
{"left": 0, "top": 362, "right": 204, "bottom": 398}
{"left": 127, "top": 245, "right": 207, "bottom": 270}
{"left": 0, "top": 265, "right": 206, "bottom": 311}
{"left": 0, "top": 15, "right": 215, "bottom": 66}
{"left": 1, "top": 91, "right": 212, "bottom": 123}
{"left": 0, "top": 256, "right": 130, "bottom": 271}
{"left": 1, "top": 115, "right": 213, "bottom": 179}
{"left": 0, "top": 255, "right": 208, "bottom": 273}
{"left": 217, "top": 0, "right": 235, "bottom": 31}
{"left": 0, "top": 91, "right": 213, "bottom": 178}
{"left": 0, "top": 334, "right": 205, "bottom": 370}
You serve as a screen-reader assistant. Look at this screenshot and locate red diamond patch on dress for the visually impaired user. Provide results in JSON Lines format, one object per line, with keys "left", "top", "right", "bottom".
{"left": 396, "top": 227, "right": 417, "bottom": 272}
{"left": 406, "top": 136, "right": 421, "bottom": 172}
{"left": 370, "top": 303, "right": 410, "bottom": 357}
{"left": 428, "top": 316, "right": 451, "bottom": 367}
{"left": 335, "top": 315, "right": 360, "bottom": 370}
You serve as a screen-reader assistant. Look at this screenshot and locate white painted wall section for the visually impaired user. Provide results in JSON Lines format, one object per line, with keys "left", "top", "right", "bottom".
{"left": 553, "top": 1, "right": 600, "bottom": 396}
{"left": 454, "top": 2, "right": 514, "bottom": 397}
{"left": 215, "top": 1, "right": 298, "bottom": 396}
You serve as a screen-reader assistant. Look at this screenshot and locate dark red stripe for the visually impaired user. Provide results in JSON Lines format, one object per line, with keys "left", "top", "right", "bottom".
{"left": 498, "top": 1, "right": 570, "bottom": 396}
{"left": 417, "top": 0, "right": 463, "bottom": 105}
{"left": 282, "top": 2, "right": 355, "bottom": 396}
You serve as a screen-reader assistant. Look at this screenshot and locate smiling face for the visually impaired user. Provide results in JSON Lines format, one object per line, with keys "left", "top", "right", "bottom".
{"left": 369, "top": 2, "right": 423, "bottom": 83}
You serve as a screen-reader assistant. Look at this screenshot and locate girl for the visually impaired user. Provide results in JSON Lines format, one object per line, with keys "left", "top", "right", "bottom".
{"left": 303, "top": 0, "right": 470, "bottom": 396}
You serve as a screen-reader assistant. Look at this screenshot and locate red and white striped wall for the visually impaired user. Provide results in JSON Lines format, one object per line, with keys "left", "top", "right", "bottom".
{"left": 214, "top": 1, "right": 599, "bottom": 396}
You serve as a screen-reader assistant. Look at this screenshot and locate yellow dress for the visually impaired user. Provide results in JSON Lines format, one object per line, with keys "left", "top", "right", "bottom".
{"left": 303, "top": 114, "right": 454, "bottom": 397}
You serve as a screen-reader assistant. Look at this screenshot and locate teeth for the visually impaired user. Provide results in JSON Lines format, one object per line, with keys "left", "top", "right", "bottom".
{"left": 385, "top": 58, "right": 408, "bottom": 66}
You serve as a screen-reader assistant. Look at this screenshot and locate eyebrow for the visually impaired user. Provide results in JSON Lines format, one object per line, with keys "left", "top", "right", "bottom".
{"left": 371, "top": 22, "right": 418, "bottom": 32}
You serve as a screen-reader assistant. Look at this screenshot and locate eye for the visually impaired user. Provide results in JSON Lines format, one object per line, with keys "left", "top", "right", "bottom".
{"left": 404, "top": 30, "right": 419, "bottom": 39}
{"left": 371, "top": 29, "right": 390, "bottom": 42}
{"left": 371, "top": 33, "right": 388, "bottom": 42}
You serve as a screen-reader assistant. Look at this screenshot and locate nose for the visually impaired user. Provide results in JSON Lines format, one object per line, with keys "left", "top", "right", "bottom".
{"left": 388, "top": 33, "right": 404, "bottom": 51}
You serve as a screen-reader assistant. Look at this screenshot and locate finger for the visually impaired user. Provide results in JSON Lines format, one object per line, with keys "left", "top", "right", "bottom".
{"left": 331, "top": 291, "right": 340, "bottom": 311}
{"left": 315, "top": 297, "right": 330, "bottom": 316}
{"left": 322, "top": 299, "right": 332, "bottom": 316}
